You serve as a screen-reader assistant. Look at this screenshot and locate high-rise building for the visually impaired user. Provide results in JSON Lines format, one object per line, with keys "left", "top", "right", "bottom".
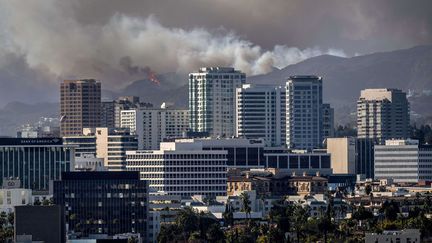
{"left": 53, "top": 171, "right": 148, "bottom": 238}
{"left": 357, "top": 88, "right": 410, "bottom": 144}
{"left": 189, "top": 67, "right": 246, "bottom": 138}
{"left": 126, "top": 141, "right": 227, "bottom": 197}
{"left": 114, "top": 96, "right": 153, "bottom": 128}
{"left": 235, "top": 84, "right": 286, "bottom": 146}
{"left": 375, "top": 139, "right": 432, "bottom": 183}
{"left": 286, "top": 75, "right": 323, "bottom": 150}
{"left": 0, "top": 138, "right": 74, "bottom": 190}
{"left": 101, "top": 100, "right": 115, "bottom": 129}
{"left": 60, "top": 79, "right": 101, "bottom": 136}
{"left": 120, "top": 104, "right": 189, "bottom": 150}
{"left": 322, "top": 103, "right": 335, "bottom": 140}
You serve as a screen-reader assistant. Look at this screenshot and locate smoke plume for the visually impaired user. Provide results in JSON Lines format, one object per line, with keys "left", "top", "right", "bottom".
{"left": 0, "top": 0, "right": 346, "bottom": 91}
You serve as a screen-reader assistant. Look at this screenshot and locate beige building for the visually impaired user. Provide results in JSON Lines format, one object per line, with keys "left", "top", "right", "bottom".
{"left": 60, "top": 79, "right": 101, "bottom": 136}
{"left": 327, "top": 137, "right": 356, "bottom": 174}
{"left": 82, "top": 128, "right": 138, "bottom": 171}
{"left": 357, "top": 88, "right": 410, "bottom": 144}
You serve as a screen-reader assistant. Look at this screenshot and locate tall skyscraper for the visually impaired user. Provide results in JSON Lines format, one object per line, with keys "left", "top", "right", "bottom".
{"left": 357, "top": 88, "right": 410, "bottom": 144}
{"left": 235, "top": 84, "right": 286, "bottom": 146}
{"left": 189, "top": 67, "right": 246, "bottom": 138}
{"left": 60, "top": 79, "right": 101, "bottom": 136}
{"left": 286, "top": 75, "right": 323, "bottom": 150}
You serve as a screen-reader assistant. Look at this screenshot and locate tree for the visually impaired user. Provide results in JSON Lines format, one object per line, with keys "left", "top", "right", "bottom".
{"left": 223, "top": 202, "right": 234, "bottom": 227}
{"left": 240, "top": 192, "right": 252, "bottom": 220}
{"left": 292, "top": 205, "right": 309, "bottom": 243}
{"left": 380, "top": 200, "right": 400, "bottom": 221}
{"left": 365, "top": 184, "right": 372, "bottom": 196}
{"left": 175, "top": 207, "right": 199, "bottom": 241}
{"left": 206, "top": 223, "right": 225, "bottom": 243}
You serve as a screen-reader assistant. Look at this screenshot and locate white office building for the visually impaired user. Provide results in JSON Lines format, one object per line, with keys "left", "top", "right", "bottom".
{"left": 0, "top": 179, "right": 32, "bottom": 213}
{"left": 120, "top": 104, "right": 189, "bottom": 150}
{"left": 189, "top": 67, "right": 246, "bottom": 138}
{"left": 375, "top": 139, "right": 432, "bottom": 183}
{"left": 235, "top": 84, "right": 286, "bottom": 146}
{"left": 126, "top": 140, "right": 227, "bottom": 197}
{"left": 286, "top": 75, "right": 323, "bottom": 150}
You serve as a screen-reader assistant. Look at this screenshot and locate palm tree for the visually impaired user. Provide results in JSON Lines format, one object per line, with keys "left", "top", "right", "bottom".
{"left": 175, "top": 207, "right": 199, "bottom": 241}
{"left": 292, "top": 205, "right": 309, "bottom": 243}
{"left": 240, "top": 192, "right": 252, "bottom": 221}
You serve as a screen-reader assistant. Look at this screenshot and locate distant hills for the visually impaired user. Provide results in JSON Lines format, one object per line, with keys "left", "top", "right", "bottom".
{"left": 248, "top": 45, "right": 432, "bottom": 124}
{"left": 1, "top": 45, "right": 432, "bottom": 136}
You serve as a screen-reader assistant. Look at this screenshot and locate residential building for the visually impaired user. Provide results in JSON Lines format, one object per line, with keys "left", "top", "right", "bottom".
{"left": 357, "top": 88, "right": 410, "bottom": 144}
{"left": 0, "top": 179, "right": 32, "bottom": 213}
{"left": 375, "top": 139, "right": 432, "bottom": 183}
{"left": 227, "top": 171, "right": 328, "bottom": 197}
{"left": 114, "top": 96, "right": 153, "bottom": 128}
{"left": 322, "top": 103, "right": 335, "bottom": 139}
{"left": 189, "top": 67, "right": 246, "bottom": 138}
{"left": 60, "top": 79, "right": 101, "bottom": 136}
{"left": 120, "top": 103, "right": 189, "bottom": 150}
{"left": 15, "top": 205, "right": 66, "bottom": 243}
{"left": 126, "top": 140, "right": 227, "bottom": 197}
{"left": 85, "top": 128, "right": 138, "bottom": 171}
{"left": 101, "top": 100, "right": 115, "bottom": 129}
{"left": 53, "top": 171, "right": 148, "bottom": 239}
{"left": 0, "top": 138, "right": 74, "bottom": 190}
{"left": 235, "top": 84, "right": 286, "bottom": 146}
{"left": 365, "top": 229, "right": 420, "bottom": 243}
{"left": 285, "top": 75, "right": 323, "bottom": 150}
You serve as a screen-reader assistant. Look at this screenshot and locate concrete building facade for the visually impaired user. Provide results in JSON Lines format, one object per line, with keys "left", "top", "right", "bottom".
{"left": 60, "top": 79, "right": 101, "bottom": 136}
{"left": 120, "top": 104, "right": 189, "bottom": 150}
{"left": 189, "top": 67, "right": 246, "bottom": 138}
{"left": 126, "top": 140, "right": 227, "bottom": 197}
{"left": 235, "top": 84, "right": 286, "bottom": 147}
{"left": 357, "top": 88, "right": 410, "bottom": 144}
{"left": 327, "top": 137, "right": 357, "bottom": 174}
{"left": 375, "top": 139, "right": 432, "bottom": 183}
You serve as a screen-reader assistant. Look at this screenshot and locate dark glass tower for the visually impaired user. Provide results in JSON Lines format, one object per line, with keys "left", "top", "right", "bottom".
{"left": 53, "top": 171, "right": 148, "bottom": 238}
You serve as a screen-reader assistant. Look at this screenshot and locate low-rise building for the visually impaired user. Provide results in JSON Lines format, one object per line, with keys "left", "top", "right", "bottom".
{"left": 15, "top": 205, "right": 66, "bottom": 243}
{"left": 126, "top": 140, "right": 227, "bottom": 198}
{"left": 365, "top": 229, "right": 420, "bottom": 243}
{"left": 0, "top": 179, "right": 32, "bottom": 213}
{"left": 375, "top": 139, "right": 432, "bottom": 183}
{"left": 53, "top": 171, "right": 148, "bottom": 239}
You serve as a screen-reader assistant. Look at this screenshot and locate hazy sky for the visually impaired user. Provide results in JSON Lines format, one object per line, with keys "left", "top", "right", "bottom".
{"left": 0, "top": 0, "right": 431, "bottom": 105}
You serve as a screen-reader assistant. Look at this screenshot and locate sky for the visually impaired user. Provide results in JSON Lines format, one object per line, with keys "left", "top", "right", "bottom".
{"left": 0, "top": 0, "right": 431, "bottom": 105}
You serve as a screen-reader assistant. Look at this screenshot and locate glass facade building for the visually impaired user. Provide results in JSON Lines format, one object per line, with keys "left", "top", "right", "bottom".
{"left": 0, "top": 138, "right": 74, "bottom": 190}
{"left": 53, "top": 171, "right": 148, "bottom": 238}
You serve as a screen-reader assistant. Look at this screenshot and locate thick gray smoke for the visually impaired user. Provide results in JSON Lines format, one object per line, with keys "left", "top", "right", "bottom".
{"left": 0, "top": 0, "right": 345, "bottom": 90}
